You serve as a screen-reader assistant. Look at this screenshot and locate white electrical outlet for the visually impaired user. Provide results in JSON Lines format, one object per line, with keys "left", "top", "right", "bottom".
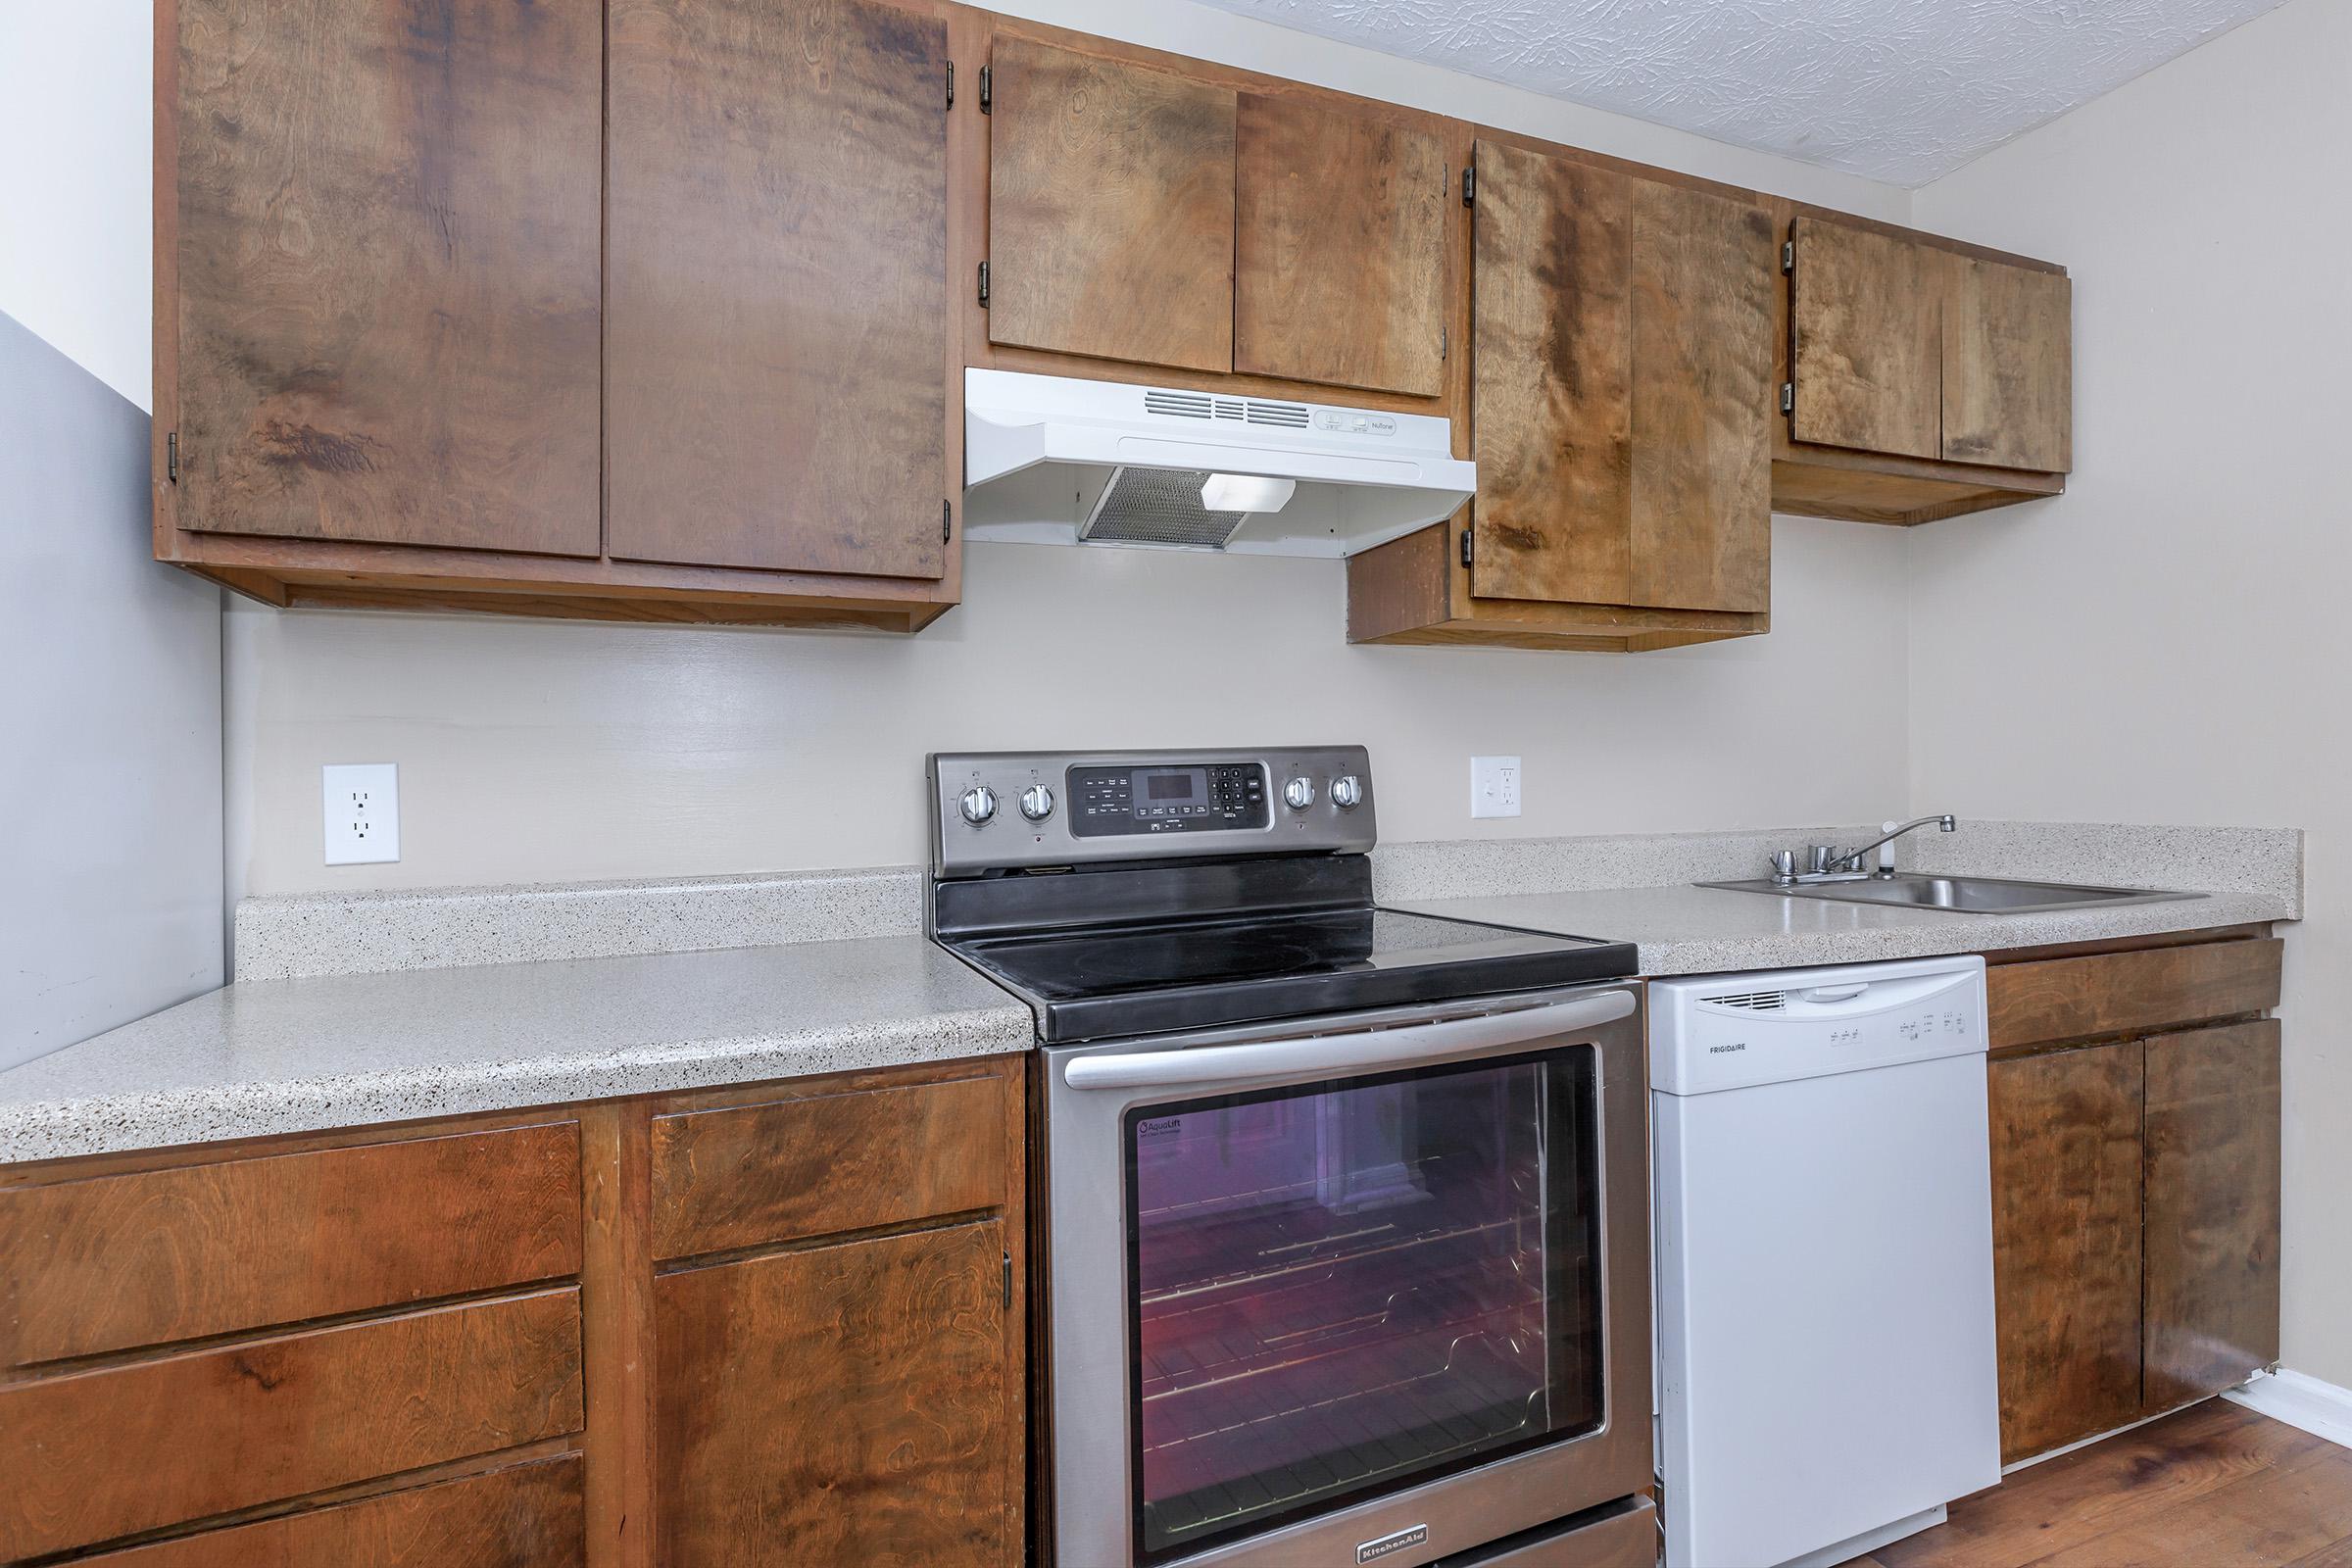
{"left": 323, "top": 763, "right": 401, "bottom": 865}
{"left": 1471, "top": 756, "right": 1522, "bottom": 819}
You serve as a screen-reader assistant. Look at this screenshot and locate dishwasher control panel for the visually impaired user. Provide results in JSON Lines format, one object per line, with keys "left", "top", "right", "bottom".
{"left": 1648, "top": 955, "right": 1987, "bottom": 1096}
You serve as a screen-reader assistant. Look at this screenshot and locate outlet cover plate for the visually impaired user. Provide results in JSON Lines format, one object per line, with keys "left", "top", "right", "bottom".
{"left": 323, "top": 762, "right": 400, "bottom": 865}
{"left": 1471, "top": 756, "right": 1521, "bottom": 819}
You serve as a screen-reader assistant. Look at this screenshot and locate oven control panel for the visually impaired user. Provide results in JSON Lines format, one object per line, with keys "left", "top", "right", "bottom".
{"left": 1068, "top": 761, "right": 1268, "bottom": 837}
{"left": 930, "top": 747, "right": 1374, "bottom": 874}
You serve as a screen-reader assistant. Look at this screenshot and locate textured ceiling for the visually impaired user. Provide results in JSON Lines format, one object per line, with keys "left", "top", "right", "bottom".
{"left": 1189, "top": 0, "right": 2292, "bottom": 185}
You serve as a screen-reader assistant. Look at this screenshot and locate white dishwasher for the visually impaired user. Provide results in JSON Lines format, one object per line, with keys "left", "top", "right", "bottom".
{"left": 1649, "top": 955, "right": 2001, "bottom": 1568}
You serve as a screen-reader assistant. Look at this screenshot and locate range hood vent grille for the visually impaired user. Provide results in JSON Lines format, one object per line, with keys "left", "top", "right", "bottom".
{"left": 1245, "top": 400, "right": 1310, "bottom": 427}
{"left": 1080, "top": 467, "right": 1247, "bottom": 550}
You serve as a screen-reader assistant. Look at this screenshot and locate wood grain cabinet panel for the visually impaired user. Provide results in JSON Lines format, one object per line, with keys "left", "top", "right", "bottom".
{"left": 655, "top": 1220, "right": 1015, "bottom": 1568}
{"left": 2143, "top": 1020, "right": 2282, "bottom": 1411}
{"left": 1987, "top": 939, "right": 2283, "bottom": 1051}
{"left": 1989, "top": 1041, "right": 2146, "bottom": 1464}
{"left": 1233, "top": 94, "right": 1448, "bottom": 397}
{"left": 75, "top": 1454, "right": 586, "bottom": 1568}
{"left": 649, "top": 1072, "right": 1006, "bottom": 1260}
{"left": 986, "top": 36, "right": 1238, "bottom": 374}
{"left": 1466, "top": 140, "right": 1771, "bottom": 615}
{"left": 0, "top": 1121, "right": 581, "bottom": 1367}
{"left": 1942, "top": 253, "right": 2074, "bottom": 472}
{"left": 0, "top": 1289, "right": 584, "bottom": 1561}
{"left": 1788, "top": 217, "right": 1944, "bottom": 462}
{"left": 606, "top": 0, "right": 952, "bottom": 580}
{"left": 172, "top": 0, "right": 602, "bottom": 555}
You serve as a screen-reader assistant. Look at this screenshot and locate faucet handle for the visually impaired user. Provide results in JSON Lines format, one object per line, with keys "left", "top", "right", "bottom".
{"left": 1770, "top": 849, "right": 1797, "bottom": 882}
{"left": 1807, "top": 844, "right": 1837, "bottom": 875}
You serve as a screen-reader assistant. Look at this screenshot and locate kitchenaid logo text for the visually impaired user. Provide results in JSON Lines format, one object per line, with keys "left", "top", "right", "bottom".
{"left": 1357, "top": 1525, "right": 1428, "bottom": 1562}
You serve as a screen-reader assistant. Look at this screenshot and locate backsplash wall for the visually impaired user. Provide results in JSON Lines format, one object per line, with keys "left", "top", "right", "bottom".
{"left": 225, "top": 521, "right": 1912, "bottom": 897}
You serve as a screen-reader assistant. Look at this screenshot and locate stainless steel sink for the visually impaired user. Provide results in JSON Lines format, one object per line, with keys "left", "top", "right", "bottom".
{"left": 1698, "top": 872, "right": 2206, "bottom": 915}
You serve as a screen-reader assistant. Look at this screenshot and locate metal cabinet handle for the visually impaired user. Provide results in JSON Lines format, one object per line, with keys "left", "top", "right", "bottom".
{"left": 1060, "top": 991, "right": 1638, "bottom": 1092}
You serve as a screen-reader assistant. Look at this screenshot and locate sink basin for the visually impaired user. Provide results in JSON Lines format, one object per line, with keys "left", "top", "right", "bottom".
{"left": 1699, "top": 872, "right": 2206, "bottom": 915}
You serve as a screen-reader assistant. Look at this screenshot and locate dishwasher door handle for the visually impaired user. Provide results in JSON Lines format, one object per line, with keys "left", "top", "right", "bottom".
{"left": 1060, "top": 990, "right": 1638, "bottom": 1092}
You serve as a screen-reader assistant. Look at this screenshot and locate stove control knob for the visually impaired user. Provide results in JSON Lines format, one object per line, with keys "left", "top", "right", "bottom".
{"left": 1330, "top": 775, "right": 1363, "bottom": 809}
{"left": 1019, "top": 784, "right": 1055, "bottom": 822}
{"left": 958, "top": 784, "right": 998, "bottom": 826}
{"left": 1284, "top": 776, "right": 1317, "bottom": 812}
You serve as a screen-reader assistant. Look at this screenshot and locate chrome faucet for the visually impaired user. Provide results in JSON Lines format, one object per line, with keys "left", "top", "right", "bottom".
{"left": 1772, "top": 815, "right": 1958, "bottom": 884}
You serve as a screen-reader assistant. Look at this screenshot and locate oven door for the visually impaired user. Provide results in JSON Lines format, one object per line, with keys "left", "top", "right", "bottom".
{"left": 1041, "top": 984, "right": 1650, "bottom": 1568}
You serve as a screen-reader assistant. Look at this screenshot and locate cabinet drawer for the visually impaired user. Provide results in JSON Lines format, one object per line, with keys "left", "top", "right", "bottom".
{"left": 0, "top": 1121, "right": 582, "bottom": 1367}
{"left": 651, "top": 1072, "right": 1006, "bottom": 1259}
{"left": 1987, "top": 938, "right": 2281, "bottom": 1051}
{"left": 0, "top": 1288, "right": 583, "bottom": 1560}
{"left": 75, "top": 1453, "right": 584, "bottom": 1567}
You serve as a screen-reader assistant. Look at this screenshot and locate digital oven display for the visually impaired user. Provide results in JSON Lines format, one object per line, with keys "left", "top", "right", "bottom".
{"left": 1068, "top": 761, "right": 1269, "bottom": 837}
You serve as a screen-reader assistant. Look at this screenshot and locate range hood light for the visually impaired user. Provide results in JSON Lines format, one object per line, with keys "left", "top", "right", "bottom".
{"left": 1200, "top": 473, "right": 1297, "bottom": 514}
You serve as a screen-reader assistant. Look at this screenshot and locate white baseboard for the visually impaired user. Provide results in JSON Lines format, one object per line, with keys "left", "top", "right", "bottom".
{"left": 2226, "top": 1369, "right": 2352, "bottom": 1450}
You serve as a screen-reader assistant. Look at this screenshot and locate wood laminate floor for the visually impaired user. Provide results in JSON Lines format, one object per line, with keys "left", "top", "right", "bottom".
{"left": 1838, "top": 1399, "right": 2352, "bottom": 1568}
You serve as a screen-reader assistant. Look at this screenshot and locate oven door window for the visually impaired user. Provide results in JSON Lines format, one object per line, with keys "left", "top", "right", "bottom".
{"left": 1123, "top": 1047, "right": 1604, "bottom": 1564}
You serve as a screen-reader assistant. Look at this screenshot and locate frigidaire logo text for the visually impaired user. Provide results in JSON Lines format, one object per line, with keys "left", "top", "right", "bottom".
{"left": 1708, "top": 1043, "right": 1746, "bottom": 1054}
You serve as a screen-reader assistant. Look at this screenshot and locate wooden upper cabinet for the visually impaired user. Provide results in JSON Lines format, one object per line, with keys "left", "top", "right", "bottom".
{"left": 1469, "top": 141, "right": 1772, "bottom": 614}
{"left": 1233, "top": 95, "right": 1448, "bottom": 397}
{"left": 606, "top": 0, "right": 952, "bottom": 579}
{"left": 172, "top": 0, "right": 602, "bottom": 555}
{"left": 1943, "top": 253, "right": 2074, "bottom": 472}
{"left": 986, "top": 37, "right": 1237, "bottom": 374}
{"left": 1788, "top": 218, "right": 1943, "bottom": 463}
{"left": 1789, "top": 216, "right": 2072, "bottom": 475}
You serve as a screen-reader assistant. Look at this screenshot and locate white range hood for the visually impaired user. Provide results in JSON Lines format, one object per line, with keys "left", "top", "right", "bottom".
{"left": 961, "top": 368, "right": 1475, "bottom": 559}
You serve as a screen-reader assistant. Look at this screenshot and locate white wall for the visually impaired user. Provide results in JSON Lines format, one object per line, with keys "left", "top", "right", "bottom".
{"left": 1907, "top": 0, "right": 2346, "bottom": 1387}
{"left": 0, "top": 0, "right": 152, "bottom": 411}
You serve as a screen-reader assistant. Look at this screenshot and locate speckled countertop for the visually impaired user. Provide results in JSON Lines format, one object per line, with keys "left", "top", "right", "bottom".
{"left": 1390, "top": 883, "right": 2291, "bottom": 978}
{"left": 0, "top": 936, "right": 1031, "bottom": 1164}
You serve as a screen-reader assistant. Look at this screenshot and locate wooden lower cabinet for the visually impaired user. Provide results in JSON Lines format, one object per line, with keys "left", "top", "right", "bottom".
{"left": 1988, "top": 1040, "right": 2146, "bottom": 1463}
{"left": 1985, "top": 936, "right": 2283, "bottom": 1464}
{"left": 0, "top": 1055, "right": 1025, "bottom": 1566}
{"left": 656, "top": 1220, "right": 1016, "bottom": 1567}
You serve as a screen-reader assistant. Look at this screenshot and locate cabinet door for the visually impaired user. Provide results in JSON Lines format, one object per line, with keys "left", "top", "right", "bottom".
{"left": 607, "top": 0, "right": 951, "bottom": 579}
{"left": 172, "top": 0, "right": 601, "bottom": 555}
{"left": 1988, "top": 1042, "right": 2145, "bottom": 1463}
{"left": 1626, "top": 179, "right": 1773, "bottom": 612}
{"left": 1788, "top": 217, "right": 1942, "bottom": 461}
{"left": 1469, "top": 143, "right": 1769, "bottom": 613}
{"left": 2143, "top": 1020, "right": 2281, "bottom": 1411}
{"left": 1234, "top": 95, "right": 1447, "bottom": 397}
{"left": 655, "top": 1219, "right": 1013, "bottom": 1567}
{"left": 1942, "top": 253, "right": 2074, "bottom": 472}
{"left": 986, "top": 37, "right": 1237, "bottom": 373}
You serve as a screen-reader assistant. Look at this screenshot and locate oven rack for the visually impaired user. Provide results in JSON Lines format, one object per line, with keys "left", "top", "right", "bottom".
{"left": 1142, "top": 1332, "right": 1547, "bottom": 1549}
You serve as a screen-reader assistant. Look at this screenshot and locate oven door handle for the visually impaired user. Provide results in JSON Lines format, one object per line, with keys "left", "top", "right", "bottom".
{"left": 1059, "top": 990, "right": 1638, "bottom": 1091}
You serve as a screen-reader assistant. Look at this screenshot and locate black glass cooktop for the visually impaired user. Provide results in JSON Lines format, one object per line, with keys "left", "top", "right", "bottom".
{"left": 947, "top": 906, "right": 1636, "bottom": 1043}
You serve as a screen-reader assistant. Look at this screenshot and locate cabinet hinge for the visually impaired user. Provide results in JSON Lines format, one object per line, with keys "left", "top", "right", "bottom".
{"left": 978, "top": 64, "right": 991, "bottom": 113}
{"left": 1459, "top": 527, "right": 1473, "bottom": 567}
{"left": 1461, "top": 165, "right": 1475, "bottom": 207}
{"left": 946, "top": 61, "right": 955, "bottom": 109}
{"left": 1002, "top": 1250, "right": 1012, "bottom": 1308}
{"left": 165, "top": 430, "right": 178, "bottom": 484}
{"left": 1781, "top": 381, "right": 1795, "bottom": 415}
{"left": 977, "top": 260, "right": 990, "bottom": 307}
{"left": 1783, "top": 239, "right": 1794, "bottom": 274}
{"left": 1440, "top": 323, "right": 1447, "bottom": 361}
{"left": 943, "top": 499, "right": 954, "bottom": 543}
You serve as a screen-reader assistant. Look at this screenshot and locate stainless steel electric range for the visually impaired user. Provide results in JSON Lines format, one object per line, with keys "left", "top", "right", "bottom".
{"left": 927, "top": 747, "right": 1657, "bottom": 1568}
